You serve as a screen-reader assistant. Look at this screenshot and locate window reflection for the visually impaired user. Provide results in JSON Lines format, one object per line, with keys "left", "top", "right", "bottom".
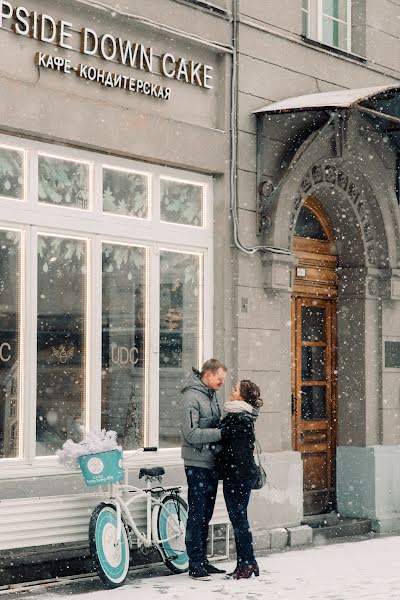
{"left": 38, "top": 155, "right": 89, "bottom": 209}
{"left": 103, "top": 167, "right": 149, "bottom": 218}
{"left": 102, "top": 244, "right": 146, "bottom": 449}
{"left": 160, "top": 179, "right": 204, "bottom": 227}
{"left": 294, "top": 206, "right": 327, "bottom": 240}
{"left": 301, "top": 306, "right": 326, "bottom": 342}
{"left": 0, "top": 147, "right": 24, "bottom": 200}
{"left": 301, "top": 386, "right": 327, "bottom": 420}
{"left": 301, "top": 346, "right": 326, "bottom": 381}
{"left": 0, "top": 230, "right": 21, "bottom": 458}
{"left": 36, "top": 235, "right": 87, "bottom": 456}
{"left": 159, "top": 251, "right": 202, "bottom": 448}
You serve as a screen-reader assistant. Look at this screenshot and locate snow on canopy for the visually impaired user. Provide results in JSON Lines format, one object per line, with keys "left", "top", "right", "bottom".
{"left": 254, "top": 84, "right": 400, "bottom": 114}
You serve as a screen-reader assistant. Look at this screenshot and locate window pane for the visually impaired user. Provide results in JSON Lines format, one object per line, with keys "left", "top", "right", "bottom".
{"left": 301, "top": 386, "right": 326, "bottom": 420}
{"left": 294, "top": 206, "right": 328, "bottom": 240}
{"left": 0, "top": 230, "right": 21, "bottom": 458}
{"left": 322, "top": 0, "right": 347, "bottom": 20}
{"left": 301, "top": 346, "right": 326, "bottom": 381}
{"left": 36, "top": 235, "right": 87, "bottom": 456}
{"left": 38, "top": 155, "right": 89, "bottom": 209}
{"left": 102, "top": 243, "right": 146, "bottom": 450}
{"left": 322, "top": 16, "right": 347, "bottom": 49}
{"left": 302, "top": 306, "right": 326, "bottom": 342}
{"left": 159, "top": 251, "right": 202, "bottom": 447}
{"left": 103, "top": 167, "right": 149, "bottom": 218}
{"left": 0, "top": 147, "right": 24, "bottom": 200}
{"left": 160, "top": 179, "right": 204, "bottom": 227}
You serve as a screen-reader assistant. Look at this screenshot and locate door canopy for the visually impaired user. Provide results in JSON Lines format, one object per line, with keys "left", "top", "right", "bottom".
{"left": 254, "top": 85, "right": 400, "bottom": 241}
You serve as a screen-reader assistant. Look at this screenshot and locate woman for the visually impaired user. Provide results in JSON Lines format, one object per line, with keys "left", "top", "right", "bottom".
{"left": 216, "top": 379, "right": 263, "bottom": 580}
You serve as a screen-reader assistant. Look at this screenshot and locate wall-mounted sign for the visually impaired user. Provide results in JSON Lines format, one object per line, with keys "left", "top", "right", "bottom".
{"left": 0, "top": 2, "right": 214, "bottom": 101}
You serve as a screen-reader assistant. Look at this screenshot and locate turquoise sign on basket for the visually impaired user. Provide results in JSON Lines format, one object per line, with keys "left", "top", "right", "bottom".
{"left": 79, "top": 449, "right": 124, "bottom": 487}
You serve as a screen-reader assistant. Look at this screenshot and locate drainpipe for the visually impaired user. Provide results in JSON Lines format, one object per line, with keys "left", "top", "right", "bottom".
{"left": 230, "top": 0, "right": 290, "bottom": 256}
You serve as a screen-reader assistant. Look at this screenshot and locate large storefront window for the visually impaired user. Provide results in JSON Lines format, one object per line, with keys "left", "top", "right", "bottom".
{"left": 36, "top": 235, "right": 87, "bottom": 456}
{"left": 0, "top": 230, "right": 21, "bottom": 458}
{"left": 0, "top": 135, "right": 211, "bottom": 465}
{"left": 159, "top": 251, "right": 203, "bottom": 448}
{"left": 102, "top": 243, "right": 147, "bottom": 450}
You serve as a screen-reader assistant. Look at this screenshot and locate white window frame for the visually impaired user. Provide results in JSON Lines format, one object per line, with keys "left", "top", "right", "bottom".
{"left": 0, "top": 133, "right": 213, "bottom": 478}
{"left": 303, "top": 0, "right": 352, "bottom": 53}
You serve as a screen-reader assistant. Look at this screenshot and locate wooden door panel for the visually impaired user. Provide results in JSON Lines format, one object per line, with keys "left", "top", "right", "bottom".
{"left": 292, "top": 294, "right": 337, "bottom": 515}
{"left": 303, "top": 454, "right": 328, "bottom": 491}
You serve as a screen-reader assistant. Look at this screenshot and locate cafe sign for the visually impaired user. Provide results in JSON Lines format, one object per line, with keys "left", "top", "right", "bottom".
{"left": 0, "top": 1, "right": 215, "bottom": 101}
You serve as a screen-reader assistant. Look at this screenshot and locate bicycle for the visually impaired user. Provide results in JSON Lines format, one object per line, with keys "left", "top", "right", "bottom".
{"left": 85, "top": 448, "right": 189, "bottom": 588}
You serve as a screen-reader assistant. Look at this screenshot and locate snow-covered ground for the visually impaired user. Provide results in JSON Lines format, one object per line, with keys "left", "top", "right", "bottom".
{"left": 7, "top": 536, "right": 400, "bottom": 599}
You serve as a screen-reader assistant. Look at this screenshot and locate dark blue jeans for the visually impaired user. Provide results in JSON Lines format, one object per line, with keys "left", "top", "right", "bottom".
{"left": 223, "top": 478, "right": 257, "bottom": 568}
{"left": 185, "top": 466, "right": 219, "bottom": 570}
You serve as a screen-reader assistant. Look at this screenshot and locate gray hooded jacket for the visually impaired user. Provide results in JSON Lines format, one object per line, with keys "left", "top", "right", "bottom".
{"left": 180, "top": 368, "right": 224, "bottom": 470}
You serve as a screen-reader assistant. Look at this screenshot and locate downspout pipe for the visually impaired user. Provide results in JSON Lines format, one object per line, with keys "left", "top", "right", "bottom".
{"left": 230, "top": 0, "right": 290, "bottom": 256}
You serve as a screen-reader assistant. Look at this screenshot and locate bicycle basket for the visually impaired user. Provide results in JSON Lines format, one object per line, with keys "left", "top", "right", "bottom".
{"left": 78, "top": 449, "right": 124, "bottom": 487}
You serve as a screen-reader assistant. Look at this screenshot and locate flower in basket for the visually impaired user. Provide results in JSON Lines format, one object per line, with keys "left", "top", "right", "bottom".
{"left": 57, "top": 428, "right": 122, "bottom": 470}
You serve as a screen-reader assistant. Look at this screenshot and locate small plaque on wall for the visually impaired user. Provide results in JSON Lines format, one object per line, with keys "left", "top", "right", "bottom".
{"left": 385, "top": 341, "right": 400, "bottom": 368}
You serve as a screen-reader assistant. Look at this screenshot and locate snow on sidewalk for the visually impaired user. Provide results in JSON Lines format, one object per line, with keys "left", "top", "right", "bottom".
{"left": 13, "top": 536, "right": 400, "bottom": 599}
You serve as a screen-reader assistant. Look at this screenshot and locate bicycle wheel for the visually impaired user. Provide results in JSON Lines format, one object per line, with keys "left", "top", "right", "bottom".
{"left": 156, "top": 494, "right": 189, "bottom": 574}
{"left": 89, "top": 502, "right": 130, "bottom": 588}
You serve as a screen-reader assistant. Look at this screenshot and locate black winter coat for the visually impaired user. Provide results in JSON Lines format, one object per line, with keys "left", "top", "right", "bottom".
{"left": 215, "top": 412, "right": 259, "bottom": 481}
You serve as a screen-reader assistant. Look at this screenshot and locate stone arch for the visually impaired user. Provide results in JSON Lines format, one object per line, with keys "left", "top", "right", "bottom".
{"left": 265, "top": 135, "right": 400, "bottom": 272}
{"left": 289, "top": 160, "right": 386, "bottom": 268}
{"left": 262, "top": 133, "right": 400, "bottom": 450}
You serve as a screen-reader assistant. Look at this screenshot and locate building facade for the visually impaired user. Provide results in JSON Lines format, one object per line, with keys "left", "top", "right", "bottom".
{"left": 235, "top": 0, "right": 400, "bottom": 533}
{"left": 1, "top": 0, "right": 400, "bottom": 582}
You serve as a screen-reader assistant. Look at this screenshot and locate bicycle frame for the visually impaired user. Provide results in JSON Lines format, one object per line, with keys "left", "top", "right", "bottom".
{"left": 97, "top": 478, "right": 184, "bottom": 551}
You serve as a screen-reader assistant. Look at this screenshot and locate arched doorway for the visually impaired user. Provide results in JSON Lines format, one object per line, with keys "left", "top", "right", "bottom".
{"left": 291, "top": 196, "right": 338, "bottom": 515}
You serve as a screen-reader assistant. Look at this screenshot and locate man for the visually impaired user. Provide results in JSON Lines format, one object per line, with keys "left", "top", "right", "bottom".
{"left": 180, "top": 358, "right": 227, "bottom": 581}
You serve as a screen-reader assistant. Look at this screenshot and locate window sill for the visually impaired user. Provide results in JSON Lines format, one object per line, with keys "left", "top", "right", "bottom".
{"left": 301, "top": 35, "right": 367, "bottom": 64}
{"left": 0, "top": 448, "right": 183, "bottom": 480}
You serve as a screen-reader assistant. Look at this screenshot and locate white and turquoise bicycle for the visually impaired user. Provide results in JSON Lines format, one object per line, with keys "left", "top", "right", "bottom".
{"left": 80, "top": 447, "right": 189, "bottom": 588}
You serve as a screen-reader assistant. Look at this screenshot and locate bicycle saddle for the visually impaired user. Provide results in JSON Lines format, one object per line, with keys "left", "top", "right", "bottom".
{"left": 139, "top": 467, "right": 165, "bottom": 479}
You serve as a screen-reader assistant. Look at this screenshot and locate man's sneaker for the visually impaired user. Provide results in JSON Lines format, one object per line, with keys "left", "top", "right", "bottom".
{"left": 205, "top": 562, "right": 226, "bottom": 574}
{"left": 189, "top": 567, "right": 211, "bottom": 581}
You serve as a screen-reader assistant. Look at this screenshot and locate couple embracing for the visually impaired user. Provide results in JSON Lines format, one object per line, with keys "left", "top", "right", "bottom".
{"left": 180, "top": 358, "right": 263, "bottom": 581}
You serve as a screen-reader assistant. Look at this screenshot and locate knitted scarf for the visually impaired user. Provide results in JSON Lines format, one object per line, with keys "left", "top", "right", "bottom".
{"left": 224, "top": 400, "right": 254, "bottom": 414}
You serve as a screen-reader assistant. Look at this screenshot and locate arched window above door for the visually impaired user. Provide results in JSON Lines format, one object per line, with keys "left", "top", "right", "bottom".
{"left": 293, "top": 196, "right": 335, "bottom": 245}
{"left": 295, "top": 206, "right": 328, "bottom": 240}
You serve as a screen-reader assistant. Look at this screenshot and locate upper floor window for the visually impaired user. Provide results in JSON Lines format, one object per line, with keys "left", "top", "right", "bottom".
{"left": 302, "top": 0, "right": 351, "bottom": 53}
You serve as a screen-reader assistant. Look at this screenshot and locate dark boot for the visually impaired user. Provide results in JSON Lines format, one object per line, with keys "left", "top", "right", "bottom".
{"left": 231, "top": 564, "right": 260, "bottom": 579}
{"left": 224, "top": 565, "right": 240, "bottom": 579}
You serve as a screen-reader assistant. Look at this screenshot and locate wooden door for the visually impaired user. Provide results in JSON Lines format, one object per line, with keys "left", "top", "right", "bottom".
{"left": 291, "top": 196, "right": 337, "bottom": 515}
{"left": 291, "top": 297, "right": 337, "bottom": 515}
